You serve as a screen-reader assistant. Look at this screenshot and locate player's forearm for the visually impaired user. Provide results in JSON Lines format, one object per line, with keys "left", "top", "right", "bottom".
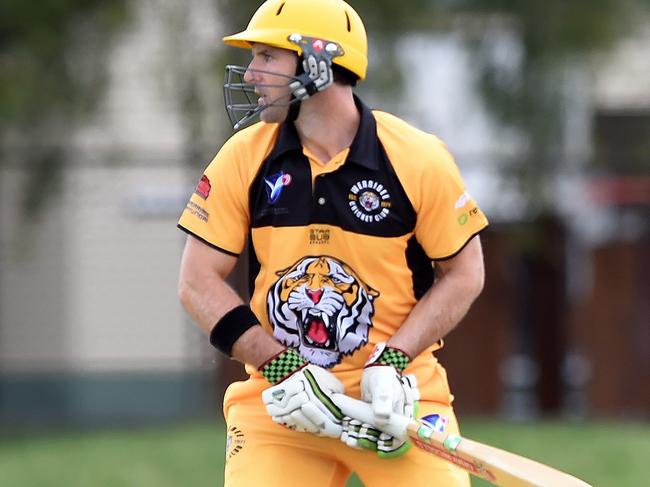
{"left": 389, "top": 270, "right": 481, "bottom": 357}
{"left": 388, "top": 237, "right": 485, "bottom": 358}
{"left": 178, "top": 273, "right": 244, "bottom": 335}
{"left": 231, "top": 325, "right": 286, "bottom": 369}
{"left": 178, "top": 273, "right": 285, "bottom": 368}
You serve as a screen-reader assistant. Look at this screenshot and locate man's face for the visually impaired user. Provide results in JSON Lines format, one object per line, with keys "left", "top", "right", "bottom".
{"left": 243, "top": 44, "right": 299, "bottom": 124}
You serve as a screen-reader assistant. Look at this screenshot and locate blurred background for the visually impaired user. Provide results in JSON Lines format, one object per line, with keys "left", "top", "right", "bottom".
{"left": 1, "top": 0, "right": 648, "bottom": 485}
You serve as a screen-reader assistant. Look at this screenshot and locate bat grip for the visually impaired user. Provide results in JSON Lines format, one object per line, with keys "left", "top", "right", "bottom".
{"left": 331, "top": 393, "right": 412, "bottom": 441}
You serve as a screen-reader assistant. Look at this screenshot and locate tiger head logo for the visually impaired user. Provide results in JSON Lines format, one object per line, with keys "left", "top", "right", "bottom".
{"left": 267, "top": 256, "right": 379, "bottom": 368}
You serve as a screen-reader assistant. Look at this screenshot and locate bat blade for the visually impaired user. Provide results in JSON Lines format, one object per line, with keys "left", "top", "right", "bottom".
{"left": 332, "top": 394, "right": 593, "bottom": 487}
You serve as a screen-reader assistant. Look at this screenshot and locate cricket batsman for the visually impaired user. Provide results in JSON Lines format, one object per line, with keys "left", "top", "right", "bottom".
{"left": 177, "top": 0, "right": 488, "bottom": 485}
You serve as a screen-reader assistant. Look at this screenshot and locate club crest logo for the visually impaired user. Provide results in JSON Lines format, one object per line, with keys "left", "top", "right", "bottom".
{"left": 267, "top": 256, "right": 379, "bottom": 368}
{"left": 348, "top": 179, "right": 391, "bottom": 223}
{"left": 264, "top": 171, "right": 292, "bottom": 204}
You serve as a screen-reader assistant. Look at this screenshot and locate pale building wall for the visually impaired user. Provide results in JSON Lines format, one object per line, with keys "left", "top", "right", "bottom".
{"left": 0, "top": 162, "right": 210, "bottom": 372}
{"left": 62, "top": 164, "right": 204, "bottom": 371}
{"left": 1, "top": 0, "right": 223, "bottom": 374}
{"left": 0, "top": 168, "right": 69, "bottom": 370}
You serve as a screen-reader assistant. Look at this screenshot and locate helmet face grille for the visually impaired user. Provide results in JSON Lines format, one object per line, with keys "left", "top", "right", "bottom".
{"left": 223, "top": 65, "right": 258, "bottom": 130}
{"left": 223, "top": 65, "right": 299, "bottom": 130}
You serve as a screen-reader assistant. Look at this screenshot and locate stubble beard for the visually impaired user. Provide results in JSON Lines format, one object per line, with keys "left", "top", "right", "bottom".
{"left": 259, "top": 97, "right": 290, "bottom": 124}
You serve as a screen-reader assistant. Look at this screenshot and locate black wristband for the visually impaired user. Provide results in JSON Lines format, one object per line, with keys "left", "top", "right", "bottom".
{"left": 209, "top": 305, "right": 260, "bottom": 356}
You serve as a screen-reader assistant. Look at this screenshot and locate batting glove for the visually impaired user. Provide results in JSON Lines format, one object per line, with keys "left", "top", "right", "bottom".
{"left": 261, "top": 348, "right": 344, "bottom": 438}
{"left": 340, "top": 376, "right": 420, "bottom": 458}
{"left": 341, "top": 417, "right": 411, "bottom": 458}
{"left": 361, "top": 343, "right": 418, "bottom": 426}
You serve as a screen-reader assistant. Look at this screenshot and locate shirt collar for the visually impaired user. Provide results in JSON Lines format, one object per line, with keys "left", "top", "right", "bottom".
{"left": 268, "top": 95, "right": 380, "bottom": 171}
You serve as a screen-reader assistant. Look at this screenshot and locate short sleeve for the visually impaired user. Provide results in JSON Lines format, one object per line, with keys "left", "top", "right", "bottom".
{"left": 415, "top": 141, "right": 488, "bottom": 260}
{"left": 177, "top": 139, "right": 250, "bottom": 255}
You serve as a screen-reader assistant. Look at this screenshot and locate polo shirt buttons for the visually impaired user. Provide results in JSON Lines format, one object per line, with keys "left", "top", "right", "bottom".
{"left": 317, "top": 197, "right": 326, "bottom": 205}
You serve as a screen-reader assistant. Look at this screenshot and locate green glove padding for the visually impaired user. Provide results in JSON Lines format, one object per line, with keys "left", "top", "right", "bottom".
{"left": 340, "top": 401, "right": 419, "bottom": 458}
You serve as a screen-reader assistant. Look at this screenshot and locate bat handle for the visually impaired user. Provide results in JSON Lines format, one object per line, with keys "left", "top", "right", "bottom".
{"left": 331, "top": 393, "right": 412, "bottom": 441}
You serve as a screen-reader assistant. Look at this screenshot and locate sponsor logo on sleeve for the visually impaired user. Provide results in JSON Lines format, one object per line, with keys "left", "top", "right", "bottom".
{"left": 195, "top": 175, "right": 211, "bottom": 199}
{"left": 185, "top": 201, "right": 209, "bottom": 222}
{"left": 454, "top": 191, "right": 471, "bottom": 209}
{"left": 458, "top": 207, "right": 480, "bottom": 226}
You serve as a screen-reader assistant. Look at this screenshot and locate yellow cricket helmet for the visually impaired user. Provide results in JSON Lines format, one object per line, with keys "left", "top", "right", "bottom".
{"left": 223, "top": 0, "right": 368, "bottom": 80}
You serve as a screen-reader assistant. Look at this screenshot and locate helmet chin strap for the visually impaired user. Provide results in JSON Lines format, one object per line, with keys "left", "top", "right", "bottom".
{"left": 286, "top": 99, "right": 302, "bottom": 123}
{"left": 285, "top": 58, "right": 304, "bottom": 124}
{"left": 284, "top": 34, "right": 343, "bottom": 125}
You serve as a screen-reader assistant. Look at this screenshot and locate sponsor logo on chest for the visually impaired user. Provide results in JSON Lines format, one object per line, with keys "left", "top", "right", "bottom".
{"left": 310, "top": 228, "right": 331, "bottom": 245}
{"left": 264, "top": 171, "right": 292, "bottom": 205}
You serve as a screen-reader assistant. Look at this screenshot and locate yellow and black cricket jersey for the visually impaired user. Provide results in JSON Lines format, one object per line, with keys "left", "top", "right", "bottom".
{"left": 178, "top": 96, "right": 488, "bottom": 380}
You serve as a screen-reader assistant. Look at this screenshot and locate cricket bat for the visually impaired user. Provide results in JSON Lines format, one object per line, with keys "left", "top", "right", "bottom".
{"left": 332, "top": 394, "right": 593, "bottom": 487}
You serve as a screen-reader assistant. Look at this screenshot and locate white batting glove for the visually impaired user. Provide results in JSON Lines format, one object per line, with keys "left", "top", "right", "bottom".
{"left": 361, "top": 343, "right": 418, "bottom": 426}
{"left": 341, "top": 376, "right": 420, "bottom": 458}
{"left": 261, "top": 349, "right": 344, "bottom": 438}
{"left": 340, "top": 417, "right": 379, "bottom": 449}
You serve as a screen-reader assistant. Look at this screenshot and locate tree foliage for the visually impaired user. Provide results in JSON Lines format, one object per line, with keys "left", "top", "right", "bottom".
{"left": 0, "top": 0, "right": 128, "bottom": 216}
{"left": 458, "top": 0, "right": 645, "bottom": 211}
{"left": 1, "top": 0, "right": 128, "bottom": 131}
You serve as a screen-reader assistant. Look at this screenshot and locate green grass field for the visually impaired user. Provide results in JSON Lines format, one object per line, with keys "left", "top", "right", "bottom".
{"left": 1, "top": 419, "right": 647, "bottom": 486}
